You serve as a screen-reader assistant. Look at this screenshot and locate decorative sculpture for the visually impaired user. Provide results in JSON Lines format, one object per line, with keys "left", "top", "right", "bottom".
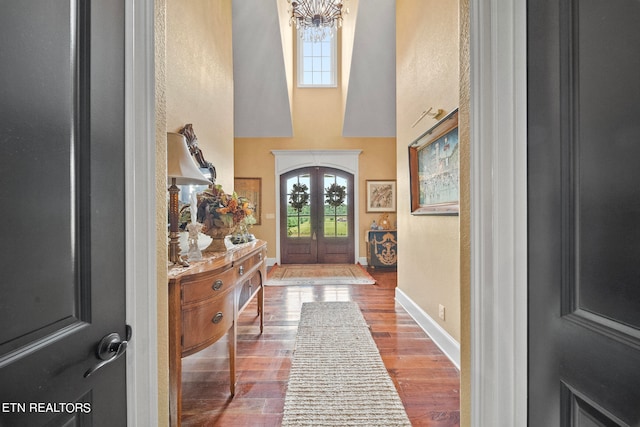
{"left": 179, "top": 124, "right": 217, "bottom": 184}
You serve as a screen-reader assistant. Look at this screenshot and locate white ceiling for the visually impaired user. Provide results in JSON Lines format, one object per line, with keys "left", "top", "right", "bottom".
{"left": 232, "top": 0, "right": 396, "bottom": 138}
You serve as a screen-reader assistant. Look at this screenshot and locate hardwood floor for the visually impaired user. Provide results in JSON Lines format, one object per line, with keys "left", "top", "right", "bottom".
{"left": 181, "top": 267, "right": 460, "bottom": 426}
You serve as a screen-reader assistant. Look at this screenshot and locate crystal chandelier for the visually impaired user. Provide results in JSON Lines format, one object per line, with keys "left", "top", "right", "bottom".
{"left": 288, "top": 0, "right": 348, "bottom": 42}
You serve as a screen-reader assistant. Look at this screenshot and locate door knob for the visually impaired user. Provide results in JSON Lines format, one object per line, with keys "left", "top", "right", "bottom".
{"left": 84, "top": 325, "right": 132, "bottom": 378}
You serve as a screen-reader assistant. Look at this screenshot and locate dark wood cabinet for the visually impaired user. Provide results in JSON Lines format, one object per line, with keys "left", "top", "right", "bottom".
{"left": 168, "top": 240, "right": 267, "bottom": 426}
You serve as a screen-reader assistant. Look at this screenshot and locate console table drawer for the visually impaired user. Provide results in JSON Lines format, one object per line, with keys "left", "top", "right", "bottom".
{"left": 235, "top": 248, "right": 265, "bottom": 277}
{"left": 181, "top": 288, "right": 234, "bottom": 354}
{"left": 181, "top": 267, "right": 236, "bottom": 304}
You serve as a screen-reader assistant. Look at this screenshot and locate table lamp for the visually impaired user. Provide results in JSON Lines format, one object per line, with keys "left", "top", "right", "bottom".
{"left": 167, "top": 132, "right": 211, "bottom": 265}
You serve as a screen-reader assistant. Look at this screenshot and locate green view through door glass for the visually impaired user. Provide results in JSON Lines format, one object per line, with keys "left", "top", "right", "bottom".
{"left": 323, "top": 174, "right": 348, "bottom": 237}
{"left": 286, "top": 174, "right": 311, "bottom": 237}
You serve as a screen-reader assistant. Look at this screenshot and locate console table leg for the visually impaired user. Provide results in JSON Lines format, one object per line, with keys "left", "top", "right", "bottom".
{"left": 229, "top": 320, "right": 236, "bottom": 396}
{"left": 258, "top": 286, "right": 264, "bottom": 334}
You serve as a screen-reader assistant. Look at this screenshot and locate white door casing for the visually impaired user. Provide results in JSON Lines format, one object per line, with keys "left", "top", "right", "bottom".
{"left": 125, "top": 0, "right": 158, "bottom": 425}
{"left": 470, "top": 0, "right": 528, "bottom": 426}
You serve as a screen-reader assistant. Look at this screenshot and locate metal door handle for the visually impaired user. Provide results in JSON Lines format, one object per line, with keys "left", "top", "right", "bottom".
{"left": 84, "top": 325, "right": 132, "bottom": 378}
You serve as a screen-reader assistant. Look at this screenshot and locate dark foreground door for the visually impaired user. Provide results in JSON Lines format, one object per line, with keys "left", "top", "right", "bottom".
{"left": 281, "top": 167, "right": 354, "bottom": 264}
{"left": 528, "top": 0, "right": 640, "bottom": 425}
{"left": 0, "top": 1, "right": 128, "bottom": 426}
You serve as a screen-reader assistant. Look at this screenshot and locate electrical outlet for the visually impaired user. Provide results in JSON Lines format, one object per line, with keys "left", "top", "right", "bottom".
{"left": 438, "top": 304, "right": 446, "bottom": 320}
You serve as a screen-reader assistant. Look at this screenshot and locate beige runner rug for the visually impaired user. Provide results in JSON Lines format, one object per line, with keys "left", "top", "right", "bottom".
{"left": 266, "top": 264, "right": 376, "bottom": 286}
{"left": 282, "top": 301, "right": 411, "bottom": 426}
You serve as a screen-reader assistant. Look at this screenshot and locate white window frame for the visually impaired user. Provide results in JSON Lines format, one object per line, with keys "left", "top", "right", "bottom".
{"left": 297, "top": 29, "right": 337, "bottom": 88}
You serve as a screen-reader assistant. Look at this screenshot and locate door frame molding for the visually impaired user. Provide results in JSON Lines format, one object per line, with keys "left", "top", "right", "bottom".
{"left": 125, "top": 0, "right": 158, "bottom": 424}
{"left": 272, "top": 150, "right": 362, "bottom": 265}
{"left": 126, "top": 1, "right": 530, "bottom": 422}
{"left": 470, "top": 0, "right": 528, "bottom": 425}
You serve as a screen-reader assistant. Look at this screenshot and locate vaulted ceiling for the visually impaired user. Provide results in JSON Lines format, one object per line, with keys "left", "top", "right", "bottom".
{"left": 232, "top": 0, "right": 396, "bottom": 138}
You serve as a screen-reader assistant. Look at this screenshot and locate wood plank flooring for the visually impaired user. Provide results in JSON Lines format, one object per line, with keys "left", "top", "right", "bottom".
{"left": 181, "top": 267, "right": 460, "bottom": 426}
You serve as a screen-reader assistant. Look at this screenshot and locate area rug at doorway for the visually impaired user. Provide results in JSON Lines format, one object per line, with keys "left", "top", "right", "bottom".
{"left": 266, "top": 264, "right": 376, "bottom": 286}
{"left": 282, "top": 301, "right": 411, "bottom": 426}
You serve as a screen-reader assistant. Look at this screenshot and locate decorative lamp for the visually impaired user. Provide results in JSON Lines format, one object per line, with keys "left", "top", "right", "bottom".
{"left": 288, "top": 0, "right": 349, "bottom": 42}
{"left": 167, "top": 132, "right": 211, "bottom": 265}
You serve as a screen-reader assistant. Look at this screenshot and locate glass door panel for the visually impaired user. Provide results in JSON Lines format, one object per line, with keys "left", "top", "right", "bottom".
{"left": 322, "top": 174, "right": 349, "bottom": 238}
{"left": 285, "top": 173, "right": 311, "bottom": 238}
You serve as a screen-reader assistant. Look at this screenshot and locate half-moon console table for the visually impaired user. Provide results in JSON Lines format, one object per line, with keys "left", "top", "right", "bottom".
{"left": 167, "top": 239, "right": 267, "bottom": 426}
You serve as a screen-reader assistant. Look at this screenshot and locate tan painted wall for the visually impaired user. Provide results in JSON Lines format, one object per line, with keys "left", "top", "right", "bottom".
{"left": 235, "top": 26, "right": 396, "bottom": 261}
{"left": 155, "top": 1, "right": 234, "bottom": 424}
{"left": 235, "top": 136, "right": 396, "bottom": 260}
{"left": 459, "top": 0, "right": 471, "bottom": 425}
{"left": 166, "top": 0, "right": 235, "bottom": 191}
{"left": 154, "top": 0, "right": 168, "bottom": 423}
{"left": 396, "top": 0, "right": 460, "bottom": 342}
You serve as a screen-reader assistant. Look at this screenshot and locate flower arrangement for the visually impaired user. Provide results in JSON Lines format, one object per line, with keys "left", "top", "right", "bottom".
{"left": 197, "top": 185, "right": 255, "bottom": 231}
{"left": 196, "top": 185, "right": 256, "bottom": 252}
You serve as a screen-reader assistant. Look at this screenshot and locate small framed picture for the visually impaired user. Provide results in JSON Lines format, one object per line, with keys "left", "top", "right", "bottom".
{"left": 234, "top": 177, "right": 262, "bottom": 225}
{"left": 366, "top": 180, "right": 396, "bottom": 213}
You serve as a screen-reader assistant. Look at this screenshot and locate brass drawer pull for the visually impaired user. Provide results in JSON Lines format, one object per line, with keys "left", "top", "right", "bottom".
{"left": 238, "top": 265, "right": 244, "bottom": 276}
{"left": 212, "top": 312, "right": 224, "bottom": 324}
{"left": 258, "top": 253, "right": 262, "bottom": 261}
{"left": 212, "top": 279, "right": 223, "bottom": 291}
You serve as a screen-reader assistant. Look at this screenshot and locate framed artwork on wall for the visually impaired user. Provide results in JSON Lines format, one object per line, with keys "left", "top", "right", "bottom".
{"left": 408, "top": 108, "right": 459, "bottom": 215}
{"left": 234, "top": 177, "right": 262, "bottom": 225}
{"left": 366, "top": 180, "right": 397, "bottom": 212}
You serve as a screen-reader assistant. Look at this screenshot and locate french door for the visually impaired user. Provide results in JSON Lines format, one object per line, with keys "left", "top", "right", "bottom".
{"left": 280, "top": 167, "right": 354, "bottom": 264}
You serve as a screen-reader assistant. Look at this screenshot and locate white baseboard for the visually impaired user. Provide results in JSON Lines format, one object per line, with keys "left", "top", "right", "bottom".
{"left": 395, "top": 288, "right": 461, "bottom": 369}
{"left": 267, "top": 258, "right": 366, "bottom": 267}
{"left": 266, "top": 257, "right": 277, "bottom": 267}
